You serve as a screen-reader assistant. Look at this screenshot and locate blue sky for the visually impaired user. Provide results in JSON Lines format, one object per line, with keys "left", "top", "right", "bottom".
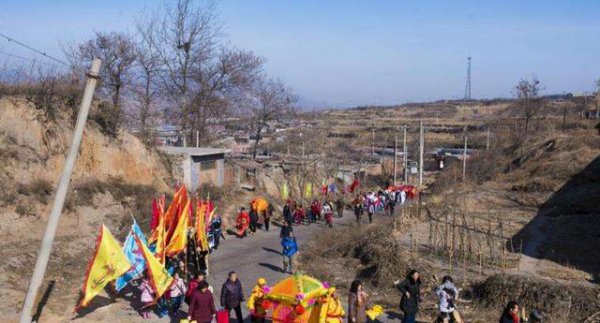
{"left": 1, "top": 0, "right": 599, "bottom": 107}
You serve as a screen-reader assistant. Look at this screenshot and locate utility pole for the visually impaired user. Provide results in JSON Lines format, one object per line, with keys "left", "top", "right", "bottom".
{"left": 403, "top": 126, "right": 407, "bottom": 184}
{"left": 372, "top": 128, "right": 375, "bottom": 155}
{"left": 20, "top": 59, "right": 101, "bottom": 323}
{"left": 419, "top": 120, "right": 424, "bottom": 186}
{"left": 196, "top": 131, "right": 199, "bottom": 148}
{"left": 462, "top": 135, "right": 468, "bottom": 181}
{"left": 302, "top": 141, "right": 305, "bottom": 159}
{"left": 486, "top": 127, "right": 490, "bottom": 150}
{"left": 393, "top": 132, "right": 398, "bottom": 185}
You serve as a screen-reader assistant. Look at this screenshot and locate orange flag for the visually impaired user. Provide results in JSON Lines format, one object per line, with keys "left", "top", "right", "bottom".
{"left": 165, "top": 199, "right": 190, "bottom": 257}
{"left": 164, "top": 186, "right": 188, "bottom": 231}
{"left": 134, "top": 234, "right": 173, "bottom": 300}
{"left": 165, "top": 187, "right": 189, "bottom": 244}
{"left": 195, "top": 200, "right": 209, "bottom": 251}
{"left": 77, "top": 225, "right": 132, "bottom": 309}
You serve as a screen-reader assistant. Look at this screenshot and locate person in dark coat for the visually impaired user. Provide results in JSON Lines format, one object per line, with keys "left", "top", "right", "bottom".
{"left": 279, "top": 221, "right": 293, "bottom": 239}
{"left": 220, "top": 271, "right": 245, "bottom": 323}
{"left": 283, "top": 200, "right": 293, "bottom": 225}
{"left": 395, "top": 269, "right": 422, "bottom": 323}
{"left": 264, "top": 203, "right": 274, "bottom": 232}
{"left": 499, "top": 301, "right": 521, "bottom": 323}
{"left": 188, "top": 281, "right": 216, "bottom": 323}
{"left": 249, "top": 208, "right": 259, "bottom": 235}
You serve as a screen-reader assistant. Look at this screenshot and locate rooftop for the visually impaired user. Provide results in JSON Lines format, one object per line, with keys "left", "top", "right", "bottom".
{"left": 158, "top": 146, "right": 228, "bottom": 156}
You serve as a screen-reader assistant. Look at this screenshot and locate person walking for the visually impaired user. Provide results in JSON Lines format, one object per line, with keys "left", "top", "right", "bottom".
{"left": 367, "top": 201, "right": 374, "bottom": 223}
{"left": 247, "top": 278, "right": 269, "bottom": 323}
{"left": 249, "top": 208, "right": 259, "bottom": 235}
{"left": 348, "top": 279, "right": 368, "bottom": 323}
{"left": 235, "top": 207, "right": 250, "bottom": 238}
{"left": 395, "top": 269, "right": 422, "bottom": 323}
{"left": 138, "top": 278, "right": 154, "bottom": 319}
{"left": 435, "top": 276, "right": 463, "bottom": 323}
{"left": 210, "top": 215, "right": 225, "bottom": 249}
{"left": 499, "top": 301, "right": 521, "bottom": 323}
{"left": 388, "top": 194, "right": 396, "bottom": 216}
{"left": 187, "top": 272, "right": 213, "bottom": 303}
{"left": 279, "top": 221, "right": 294, "bottom": 239}
{"left": 264, "top": 203, "right": 274, "bottom": 232}
{"left": 353, "top": 198, "right": 363, "bottom": 224}
{"left": 335, "top": 197, "right": 344, "bottom": 218}
{"left": 281, "top": 232, "right": 299, "bottom": 274}
{"left": 400, "top": 189, "right": 407, "bottom": 205}
{"left": 283, "top": 200, "right": 293, "bottom": 225}
{"left": 169, "top": 271, "right": 187, "bottom": 314}
{"left": 220, "top": 271, "right": 245, "bottom": 323}
{"left": 187, "top": 280, "right": 216, "bottom": 323}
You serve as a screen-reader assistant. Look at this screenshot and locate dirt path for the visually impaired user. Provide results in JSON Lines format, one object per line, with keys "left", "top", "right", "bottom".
{"left": 517, "top": 213, "right": 548, "bottom": 274}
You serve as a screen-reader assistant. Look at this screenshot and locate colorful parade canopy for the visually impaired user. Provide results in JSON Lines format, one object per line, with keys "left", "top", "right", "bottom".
{"left": 264, "top": 274, "right": 329, "bottom": 323}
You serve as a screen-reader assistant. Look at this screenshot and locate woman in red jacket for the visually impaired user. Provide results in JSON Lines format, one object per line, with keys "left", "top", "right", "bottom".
{"left": 188, "top": 281, "right": 216, "bottom": 323}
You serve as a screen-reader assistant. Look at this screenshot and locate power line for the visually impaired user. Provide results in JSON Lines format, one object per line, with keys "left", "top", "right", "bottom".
{"left": 0, "top": 50, "right": 63, "bottom": 68}
{"left": 0, "top": 32, "right": 69, "bottom": 67}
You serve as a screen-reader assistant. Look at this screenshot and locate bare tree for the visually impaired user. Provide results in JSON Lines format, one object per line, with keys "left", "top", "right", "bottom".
{"left": 66, "top": 31, "right": 137, "bottom": 134}
{"left": 138, "top": 0, "right": 221, "bottom": 141}
{"left": 514, "top": 77, "right": 544, "bottom": 136}
{"left": 188, "top": 48, "right": 264, "bottom": 144}
{"left": 246, "top": 77, "right": 297, "bottom": 159}
{"left": 133, "top": 38, "right": 161, "bottom": 134}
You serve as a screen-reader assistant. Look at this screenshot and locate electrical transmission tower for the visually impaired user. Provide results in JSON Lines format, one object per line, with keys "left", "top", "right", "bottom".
{"left": 464, "top": 56, "right": 472, "bottom": 100}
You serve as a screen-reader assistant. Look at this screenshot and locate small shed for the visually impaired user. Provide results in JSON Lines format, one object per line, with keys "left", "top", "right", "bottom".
{"left": 159, "top": 147, "right": 227, "bottom": 191}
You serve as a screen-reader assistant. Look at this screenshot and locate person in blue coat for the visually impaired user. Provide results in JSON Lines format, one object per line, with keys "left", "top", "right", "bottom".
{"left": 281, "top": 232, "right": 298, "bottom": 274}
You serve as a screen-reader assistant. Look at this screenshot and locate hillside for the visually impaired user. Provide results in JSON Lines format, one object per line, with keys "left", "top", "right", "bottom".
{"left": 0, "top": 97, "right": 172, "bottom": 322}
{"left": 298, "top": 103, "right": 600, "bottom": 322}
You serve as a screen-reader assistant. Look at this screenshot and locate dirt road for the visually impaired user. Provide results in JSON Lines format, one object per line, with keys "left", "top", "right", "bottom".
{"left": 71, "top": 213, "right": 361, "bottom": 322}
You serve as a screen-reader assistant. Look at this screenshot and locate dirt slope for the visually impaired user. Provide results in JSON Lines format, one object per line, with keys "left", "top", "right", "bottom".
{"left": 0, "top": 97, "right": 172, "bottom": 322}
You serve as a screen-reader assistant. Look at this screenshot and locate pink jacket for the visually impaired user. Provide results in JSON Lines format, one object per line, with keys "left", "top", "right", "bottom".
{"left": 170, "top": 278, "right": 187, "bottom": 298}
{"left": 139, "top": 280, "right": 154, "bottom": 303}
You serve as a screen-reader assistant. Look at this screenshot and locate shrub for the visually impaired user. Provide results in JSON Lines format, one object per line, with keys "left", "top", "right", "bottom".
{"left": 16, "top": 179, "right": 53, "bottom": 203}
{"left": 91, "top": 101, "right": 121, "bottom": 137}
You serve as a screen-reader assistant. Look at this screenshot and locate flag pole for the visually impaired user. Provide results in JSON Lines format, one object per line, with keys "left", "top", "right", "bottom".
{"left": 19, "top": 59, "right": 101, "bottom": 323}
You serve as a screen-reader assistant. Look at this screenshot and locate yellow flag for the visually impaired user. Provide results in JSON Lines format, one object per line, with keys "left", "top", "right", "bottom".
{"left": 165, "top": 199, "right": 190, "bottom": 257}
{"left": 153, "top": 212, "right": 167, "bottom": 264}
{"left": 77, "top": 225, "right": 132, "bottom": 308}
{"left": 304, "top": 182, "right": 313, "bottom": 199}
{"left": 281, "top": 181, "right": 289, "bottom": 199}
{"left": 134, "top": 234, "right": 173, "bottom": 300}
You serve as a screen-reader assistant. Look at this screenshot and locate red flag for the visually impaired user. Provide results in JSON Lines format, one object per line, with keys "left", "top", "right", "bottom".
{"left": 150, "top": 197, "right": 160, "bottom": 231}
{"left": 350, "top": 178, "right": 360, "bottom": 193}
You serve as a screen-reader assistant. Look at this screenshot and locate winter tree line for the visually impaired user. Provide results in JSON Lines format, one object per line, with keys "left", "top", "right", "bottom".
{"left": 1, "top": 0, "right": 296, "bottom": 149}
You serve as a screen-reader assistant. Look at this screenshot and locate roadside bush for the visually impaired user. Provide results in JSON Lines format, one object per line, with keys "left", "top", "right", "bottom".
{"left": 17, "top": 179, "right": 53, "bottom": 203}
{"left": 475, "top": 273, "right": 600, "bottom": 322}
{"left": 91, "top": 101, "right": 121, "bottom": 137}
{"left": 15, "top": 200, "right": 35, "bottom": 216}
{"left": 197, "top": 183, "right": 223, "bottom": 203}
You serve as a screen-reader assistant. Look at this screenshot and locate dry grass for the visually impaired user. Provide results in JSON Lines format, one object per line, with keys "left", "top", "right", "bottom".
{"left": 475, "top": 273, "right": 600, "bottom": 322}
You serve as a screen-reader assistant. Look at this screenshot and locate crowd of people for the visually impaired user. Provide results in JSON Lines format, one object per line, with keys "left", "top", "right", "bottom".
{"left": 130, "top": 189, "right": 544, "bottom": 322}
